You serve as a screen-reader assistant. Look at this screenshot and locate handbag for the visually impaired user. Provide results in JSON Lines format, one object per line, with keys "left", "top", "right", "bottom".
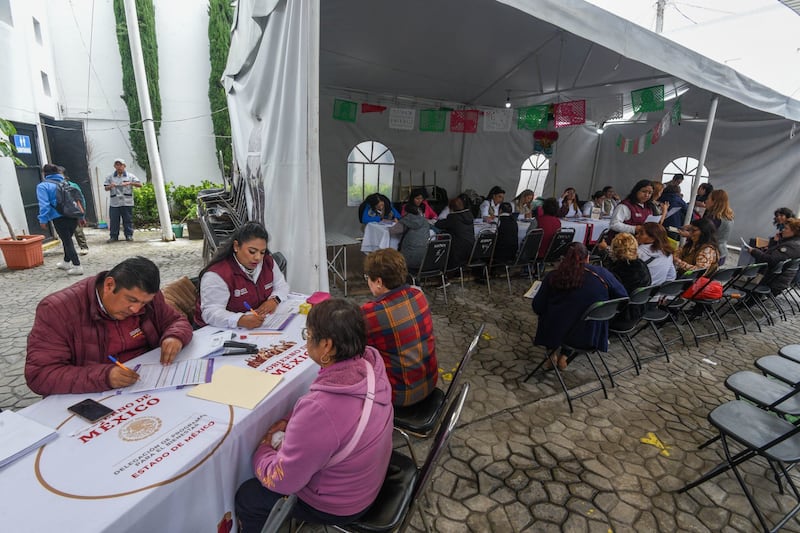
{"left": 681, "top": 277, "right": 723, "bottom": 300}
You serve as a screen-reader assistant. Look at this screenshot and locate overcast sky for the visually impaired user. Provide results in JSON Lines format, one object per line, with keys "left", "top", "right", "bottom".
{"left": 588, "top": 0, "right": 800, "bottom": 97}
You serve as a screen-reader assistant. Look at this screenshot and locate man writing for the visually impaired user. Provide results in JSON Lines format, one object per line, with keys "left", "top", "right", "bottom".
{"left": 103, "top": 158, "right": 142, "bottom": 242}
{"left": 26, "top": 257, "right": 193, "bottom": 395}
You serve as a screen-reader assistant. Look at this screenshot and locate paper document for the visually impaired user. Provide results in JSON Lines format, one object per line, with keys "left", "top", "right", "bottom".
{"left": 188, "top": 366, "right": 283, "bottom": 409}
{"left": 665, "top": 206, "right": 682, "bottom": 218}
{"left": 524, "top": 280, "right": 543, "bottom": 299}
{"left": 645, "top": 215, "right": 662, "bottom": 223}
{"left": 256, "top": 300, "right": 298, "bottom": 330}
{"left": 0, "top": 410, "right": 58, "bottom": 468}
{"left": 124, "top": 358, "right": 215, "bottom": 394}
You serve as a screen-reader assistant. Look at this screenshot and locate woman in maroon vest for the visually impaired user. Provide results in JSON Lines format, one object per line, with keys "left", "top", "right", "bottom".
{"left": 195, "top": 222, "right": 290, "bottom": 328}
{"left": 609, "top": 179, "right": 654, "bottom": 238}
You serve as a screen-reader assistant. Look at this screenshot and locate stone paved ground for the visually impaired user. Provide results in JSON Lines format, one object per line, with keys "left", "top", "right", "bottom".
{"left": 3, "top": 234, "right": 800, "bottom": 532}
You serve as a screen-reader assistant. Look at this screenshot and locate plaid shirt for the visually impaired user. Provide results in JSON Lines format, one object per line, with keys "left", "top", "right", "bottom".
{"left": 362, "top": 285, "right": 438, "bottom": 407}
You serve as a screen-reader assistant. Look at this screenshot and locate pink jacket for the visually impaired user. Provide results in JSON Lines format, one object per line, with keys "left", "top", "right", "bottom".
{"left": 252, "top": 346, "right": 393, "bottom": 516}
{"left": 25, "top": 273, "right": 193, "bottom": 395}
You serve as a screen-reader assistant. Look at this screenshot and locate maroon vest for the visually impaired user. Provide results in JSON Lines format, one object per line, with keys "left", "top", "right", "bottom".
{"left": 194, "top": 255, "right": 275, "bottom": 327}
{"left": 621, "top": 199, "right": 650, "bottom": 226}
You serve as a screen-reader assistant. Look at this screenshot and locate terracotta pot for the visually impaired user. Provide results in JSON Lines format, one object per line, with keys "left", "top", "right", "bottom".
{"left": 186, "top": 219, "right": 203, "bottom": 240}
{"left": 0, "top": 234, "right": 45, "bottom": 269}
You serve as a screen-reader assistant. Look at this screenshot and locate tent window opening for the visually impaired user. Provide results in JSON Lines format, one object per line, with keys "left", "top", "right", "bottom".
{"left": 661, "top": 156, "right": 709, "bottom": 200}
{"left": 517, "top": 154, "right": 549, "bottom": 199}
{"left": 347, "top": 141, "right": 395, "bottom": 207}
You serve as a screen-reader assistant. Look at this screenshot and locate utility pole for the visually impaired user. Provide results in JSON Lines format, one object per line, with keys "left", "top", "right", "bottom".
{"left": 122, "top": 0, "right": 173, "bottom": 241}
{"left": 656, "top": 0, "right": 666, "bottom": 33}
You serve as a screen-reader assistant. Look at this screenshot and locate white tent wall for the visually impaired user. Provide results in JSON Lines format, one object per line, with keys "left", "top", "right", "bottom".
{"left": 590, "top": 112, "right": 800, "bottom": 246}
{"left": 223, "top": 0, "right": 327, "bottom": 295}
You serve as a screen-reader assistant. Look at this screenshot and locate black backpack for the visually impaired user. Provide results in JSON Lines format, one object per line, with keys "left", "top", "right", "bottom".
{"left": 47, "top": 179, "right": 85, "bottom": 219}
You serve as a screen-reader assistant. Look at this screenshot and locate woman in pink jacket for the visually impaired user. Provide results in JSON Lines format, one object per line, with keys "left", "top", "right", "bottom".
{"left": 235, "top": 299, "right": 394, "bottom": 531}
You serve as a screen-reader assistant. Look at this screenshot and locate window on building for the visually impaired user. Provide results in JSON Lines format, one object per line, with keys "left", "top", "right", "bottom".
{"left": 661, "top": 156, "right": 709, "bottom": 200}
{"left": 346, "top": 141, "right": 395, "bottom": 207}
{"left": 32, "top": 17, "right": 42, "bottom": 44}
{"left": 40, "top": 71, "right": 51, "bottom": 97}
{"left": 517, "top": 153, "right": 549, "bottom": 199}
{"left": 0, "top": 0, "right": 13, "bottom": 26}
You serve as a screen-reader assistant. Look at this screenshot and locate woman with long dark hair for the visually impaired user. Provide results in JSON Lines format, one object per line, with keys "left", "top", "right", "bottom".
{"left": 435, "top": 194, "right": 475, "bottom": 268}
{"left": 609, "top": 179, "right": 654, "bottom": 236}
{"left": 673, "top": 218, "right": 719, "bottom": 276}
{"left": 532, "top": 243, "right": 627, "bottom": 369}
{"left": 557, "top": 187, "right": 582, "bottom": 218}
{"left": 194, "top": 221, "right": 289, "bottom": 328}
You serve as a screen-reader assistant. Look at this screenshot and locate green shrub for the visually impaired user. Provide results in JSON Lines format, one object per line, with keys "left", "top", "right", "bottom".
{"left": 133, "top": 180, "right": 223, "bottom": 227}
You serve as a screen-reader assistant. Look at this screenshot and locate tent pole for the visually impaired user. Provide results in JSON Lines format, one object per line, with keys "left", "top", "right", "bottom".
{"left": 456, "top": 131, "right": 467, "bottom": 194}
{"left": 588, "top": 131, "right": 602, "bottom": 197}
{"left": 683, "top": 95, "right": 718, "bottom": 227}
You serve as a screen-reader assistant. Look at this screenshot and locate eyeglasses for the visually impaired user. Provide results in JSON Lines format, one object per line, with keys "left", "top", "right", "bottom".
{"left": 301, "top": 328, "right": 310, "bottom": 341}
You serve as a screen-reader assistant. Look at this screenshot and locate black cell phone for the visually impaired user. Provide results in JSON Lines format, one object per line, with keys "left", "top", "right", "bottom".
{"left": 68, "top": 399, "right": 115, "bottom": 423}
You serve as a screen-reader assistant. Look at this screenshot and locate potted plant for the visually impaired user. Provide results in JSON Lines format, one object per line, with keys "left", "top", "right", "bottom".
{"left": 0, "top": 118, "right": 45, "bottom": 269}
{"left": 183, "top": 204, "right": 204, "bottom": 240}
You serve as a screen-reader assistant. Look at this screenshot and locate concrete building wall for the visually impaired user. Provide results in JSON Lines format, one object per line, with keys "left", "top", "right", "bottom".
{"left": 46, "top": 0, "right": 222, "bottom": 189}
{"left": 0, "top": 0, "right": 60, "bottom": 239}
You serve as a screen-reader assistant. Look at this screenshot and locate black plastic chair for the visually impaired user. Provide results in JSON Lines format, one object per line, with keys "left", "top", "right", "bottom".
{"left": 393, "top": 323, "right": 485, "bottom": 465}
{"left": 496, "top": 228, "right": 543, "bottom": 295}
{"left": 272, "top": 251, "right": 288, "bottom": 278}
{"left": 537, "top": 228, "right": 576, "bottom": 279}
{"left": 682, "top": 267, "right": 743, "bottom": 345}
{"left": 455, "top": 230, "right": 497, "bottom": 294}
{"left": 723, "top": 262, "right": 768, "bottom": 332}
{"left": 680, "top": 400, "right": 800, "bottom": 533}
{"left": 588, "top": 228, "right": 610, "bottom": 265}
{"left": 746, "top": 260, "right": 791, "bottom": 327}
{"left": 525, "top": 297, "right": 629, "bottom": 413}
{"left": 632, "top": 278, "right": 693, "bottom": 362}
{"left": 336, "top": 383, "right": 471, "bottom": 533}
{"left": 409, "top": 234, "right": 451, "bottom": 304}
{"left": 609, "top": 284, "right": 662, "bottom": 374}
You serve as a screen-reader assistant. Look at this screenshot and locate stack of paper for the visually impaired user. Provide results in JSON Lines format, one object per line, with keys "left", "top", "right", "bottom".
{"left": 0, "top": 410, "right": 58, "bottom": 468}
{"left": 188, "top": 366, "right": 282, "bottom": 409}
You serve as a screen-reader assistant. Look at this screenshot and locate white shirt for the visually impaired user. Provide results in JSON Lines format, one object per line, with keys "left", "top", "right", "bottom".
{"left": 200, "top": 257, "right": 290, "bottom": 328}
{"left": 610, "top": 203, "right": 640, "bottom": 234}
{"left": 479, "top": 199, "right": 501, "bottom": 219}
{"left": 637, "top": 244, "right": 676, "bottom": 285}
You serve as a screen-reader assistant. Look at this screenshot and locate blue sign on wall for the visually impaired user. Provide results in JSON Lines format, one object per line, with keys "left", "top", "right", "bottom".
{"left": 13, "top": 134, "right": 32, "bottom": 154}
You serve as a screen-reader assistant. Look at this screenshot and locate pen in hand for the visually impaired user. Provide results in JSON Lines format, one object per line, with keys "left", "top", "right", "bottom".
{"left": 108, "top": 355, "right": 133, "bottom": 372}
{"left": 243, "top": 301, "right": 260, "bottom": 317}
{"left": 108, "top": 355, "right": 139, "bottom": 387}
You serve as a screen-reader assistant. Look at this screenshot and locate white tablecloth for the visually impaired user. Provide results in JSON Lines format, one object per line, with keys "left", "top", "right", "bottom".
{"left": 559, "top": 218, "right": 609, "bottom": 243}
{"left": 0, "top": 296, "right": 319, "bottom": 532}
{"left": 360, "top": 221, "right": 435, "bottom": 253}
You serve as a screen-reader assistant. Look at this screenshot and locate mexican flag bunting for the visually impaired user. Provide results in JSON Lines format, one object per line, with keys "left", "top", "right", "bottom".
{"left": 419, "top": 109, "right": 447, "bottom": 132}
{"left": 516, "top": 105, "right": 549, "bottom": 130}
{"left": 389, "top": 108, "right": 415, "bottom": 130}
{"left": 631, "top": 85, "right": 665, "bottom": 113}
{"left": 450, "top": 110, "right": 479, "bottom": 133}
{"left": 616, "top": 98, "right": 682, "bottom": 154}
{"left": 554, "top": 100, "right": 586, "bottom": 128}
{"left": 361, "top": 103, "right": 387, "bottom": 113}
{"left": 333, "top": 99, "right": 358, "bottom": 122}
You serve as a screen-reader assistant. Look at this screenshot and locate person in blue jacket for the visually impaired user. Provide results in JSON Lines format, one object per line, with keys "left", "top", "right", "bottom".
{"left": 360, "top": 193, "right": 399, "bottom": 224}
{"left": 659, "top": 184, "right": 687, "bottom": 237}
{"left": 532, "top": 242, "right": 627, "bottom": 369}
{"left": 37, "top": 164, "right": 83, "bottom": 275}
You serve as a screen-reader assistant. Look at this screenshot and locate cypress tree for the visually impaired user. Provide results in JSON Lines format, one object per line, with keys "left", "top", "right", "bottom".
{"left": 113, "top": 0, "right": 161, "bottom": 180}
{"left": 208, "top": 0, "right": 234, "bottom": 176}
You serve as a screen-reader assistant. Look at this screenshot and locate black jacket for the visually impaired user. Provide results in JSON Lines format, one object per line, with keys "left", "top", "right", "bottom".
{"left": 435, "top": 209, "right": 475, "bottom": 268}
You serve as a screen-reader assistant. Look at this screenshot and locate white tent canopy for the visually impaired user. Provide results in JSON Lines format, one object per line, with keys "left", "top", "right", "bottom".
{"left": 226, "top": 0, "right": 800, "bottom": 291}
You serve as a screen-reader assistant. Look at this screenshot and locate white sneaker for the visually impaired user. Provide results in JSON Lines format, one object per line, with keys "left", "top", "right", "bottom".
{"left": 79, "top": 248, "right": 89, "bottom": 256}
{"left": 67, "top": 265, "right": 84, "bottom": 276}
{"left": 56, "top": 261, "right": 71, "bottom": 270}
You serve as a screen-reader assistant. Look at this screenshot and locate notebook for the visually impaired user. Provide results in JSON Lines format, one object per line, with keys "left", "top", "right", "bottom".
{"left": 0, "top": 410, "right": 58, "bottom": 469}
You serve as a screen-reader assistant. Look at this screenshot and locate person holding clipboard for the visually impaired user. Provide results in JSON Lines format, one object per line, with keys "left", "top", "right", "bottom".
{"left": 194, "top": 222, "right": 289, "bottom": 329}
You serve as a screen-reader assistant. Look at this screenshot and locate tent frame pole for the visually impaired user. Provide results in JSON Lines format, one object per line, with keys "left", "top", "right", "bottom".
{"left": 683, "top": 95, "right": 719, "bottom": 227}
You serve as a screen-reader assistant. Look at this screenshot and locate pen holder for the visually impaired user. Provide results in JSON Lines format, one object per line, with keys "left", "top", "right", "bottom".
{"left": 298, "top": 303, "right": 312, "bottom": 315}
